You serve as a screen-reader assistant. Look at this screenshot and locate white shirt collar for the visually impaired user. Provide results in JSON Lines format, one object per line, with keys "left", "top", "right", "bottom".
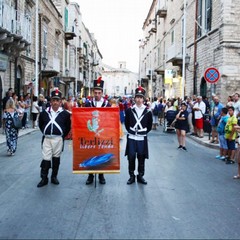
{"left": 94, "top": 98, "right": 104, "bottom": 107}
{"left": 50, "top": 106, "right": 62, "bottom": 113}
{"left": 133, "top": 104, "right": 145, "bottom": 110}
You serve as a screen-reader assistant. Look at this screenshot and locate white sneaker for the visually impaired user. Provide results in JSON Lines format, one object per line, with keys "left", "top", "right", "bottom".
{"left": 215, "top": 155, "right": 221, "bottom": 159}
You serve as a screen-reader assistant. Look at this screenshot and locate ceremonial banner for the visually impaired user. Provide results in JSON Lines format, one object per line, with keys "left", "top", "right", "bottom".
{"left": 72, "top": 107, "right": 120, "bottom": 174}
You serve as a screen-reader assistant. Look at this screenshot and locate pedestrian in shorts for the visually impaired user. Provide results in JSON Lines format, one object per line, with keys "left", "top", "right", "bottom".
{"left": 224, "top": 106, "right": 238, "bottom": 164}
{"left": 215, "top": 107, "right": 229, "bottom": 161}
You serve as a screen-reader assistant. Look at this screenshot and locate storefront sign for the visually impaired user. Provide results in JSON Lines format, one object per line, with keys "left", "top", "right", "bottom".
{"left": 164, "top": 69, "right": 173, "bottom": 84}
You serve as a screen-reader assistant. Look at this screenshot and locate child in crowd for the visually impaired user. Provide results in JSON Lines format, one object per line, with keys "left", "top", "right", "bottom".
{"left": 224, "top": 106, "right": 238, "bottom": 164}
{"left": 233, "top": 125, "right": 240, "bottom": 179}
{"left": 215, "top": 107, "right": 229, "bottom": 160}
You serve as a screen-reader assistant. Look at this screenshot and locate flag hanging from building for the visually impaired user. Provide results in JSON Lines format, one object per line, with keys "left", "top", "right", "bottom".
{"left": 72, "top": 108, "right": 120, "bottom": 174}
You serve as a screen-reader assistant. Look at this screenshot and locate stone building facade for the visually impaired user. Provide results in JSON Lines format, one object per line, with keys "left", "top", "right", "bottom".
{"left": 0, "top": 0, "right": 33, "bottom": 94}
{"left": 102, "top": 62, "right": 138, "bottom": 97}
{"left": 0, "top": 0, "right": 103, "bottom": 127}
{"left": 139, "top": 0, "right": 240, "bottom": 101}
{"left": 0, "top": 0, "right": 33, "bottom": 125}
{"left": 0, "top": 0, "right": 103, "bottom": 101}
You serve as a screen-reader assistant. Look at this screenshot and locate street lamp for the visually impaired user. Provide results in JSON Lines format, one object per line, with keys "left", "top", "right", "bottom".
{"left": 185, "top": 54, "right": 191, "bottom": 68}
{"left": 185, "top": 53, "right": 198, "bottom": 72}
{"left": 42, "top": 56, "right": 48, "bottom": 70}
{"left": 65, "top": 68, "right": 69, "bottom": 76}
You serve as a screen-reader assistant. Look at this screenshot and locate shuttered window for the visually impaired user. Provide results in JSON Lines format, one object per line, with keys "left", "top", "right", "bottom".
{"left": 64, "top": 7, "right": 68, "bottom": 32}
{"left": 205, "top": 0, "right": 212, "bottom": 31}
{"left": 197, "top": 0, "right": 202, "bottom": 37}
{"left": 197, "top": 0, "right": 212, "bottom": 38}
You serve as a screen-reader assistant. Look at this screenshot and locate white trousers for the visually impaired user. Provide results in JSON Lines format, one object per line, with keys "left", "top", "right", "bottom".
{"left": 42, "top": 136, "right": 63, "bottom": 160}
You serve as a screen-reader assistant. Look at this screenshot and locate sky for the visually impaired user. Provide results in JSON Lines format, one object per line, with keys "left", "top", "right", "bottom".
{"left": 76, "top": 0, "right": 153, "bottom": 73}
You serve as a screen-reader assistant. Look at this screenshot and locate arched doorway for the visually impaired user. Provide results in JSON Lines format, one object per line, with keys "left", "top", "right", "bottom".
{"left": 200, "top": 77, "right": 207, "bottom": 97}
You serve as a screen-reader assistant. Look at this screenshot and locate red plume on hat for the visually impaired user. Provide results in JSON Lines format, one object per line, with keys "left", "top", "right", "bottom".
{"left": 51, "top": 88, "right": 62, "bottom": 99}
{"left": 94, "top": 76, "right": 104, "bottom": 90}
{"left": 97, "top": 77, "right": 102, "bottom": 84}
{"left": 135, "top": 86, "right": 145, "bottom": 97}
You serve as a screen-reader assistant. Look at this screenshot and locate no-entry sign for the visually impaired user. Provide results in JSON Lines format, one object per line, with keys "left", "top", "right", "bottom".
{"left": 204, "top": 67, "right": 220, "bottom": 84}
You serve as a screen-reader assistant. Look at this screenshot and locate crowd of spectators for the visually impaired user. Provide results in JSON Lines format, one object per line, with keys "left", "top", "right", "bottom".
{"left": 1, "top": 89, "right": 240, "bottom": 169}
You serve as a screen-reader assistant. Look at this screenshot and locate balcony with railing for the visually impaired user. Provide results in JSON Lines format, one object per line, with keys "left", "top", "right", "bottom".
{"left": 0, "top": 1, "right": 32, "bottom": 53}
{"left": 64, "top": 26, "right": 76, "bottom": 41}
{"left": 166, "top": 44, "right": 183, "bottom": 66}
{"left": 148, "top": 21, "right": 157, "bottom": 34}
{"left": 155, "top": 0, "right": 167, "bottom": 18}
{"left": 154, "top": 64, "right": 165, "bottom": 75}
{"left": 41, "top": 55, "right": 60, "bottom": 78}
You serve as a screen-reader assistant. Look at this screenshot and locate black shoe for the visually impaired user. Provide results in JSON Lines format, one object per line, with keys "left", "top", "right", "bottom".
{"left": 37, "top": 178, "right": 48, "bottom": 188}
{"left": 99, "top": 175, "right": 106, "bottom": 184}
{"left": 51, "top": 177, "right": 59, "bottom": 185}
{"left": 226, "top": 160, "right": 235, "bottom": 164}
{"left": 137, "top": 175, "right": 147, "bottom": 185}
{"left": 182, "top": 146, "right": 187, "bottom": 151}
{"left": 86, "top": 175, "right": 94, "bottom": 185}
{"left": 178, "top": 145, "right": 182, "bottom": 149}
{"left": 127, "top": 175, "right": 135, "bottom": 185}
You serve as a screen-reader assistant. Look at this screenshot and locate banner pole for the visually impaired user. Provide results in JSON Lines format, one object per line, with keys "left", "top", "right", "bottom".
{"left": 94, "top": 173, "right": 97, "bottom": 188}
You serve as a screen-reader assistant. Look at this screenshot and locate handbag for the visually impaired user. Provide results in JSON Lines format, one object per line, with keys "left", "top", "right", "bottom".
{"left": 12, "top": 114, "right": 22, "bottom": 129}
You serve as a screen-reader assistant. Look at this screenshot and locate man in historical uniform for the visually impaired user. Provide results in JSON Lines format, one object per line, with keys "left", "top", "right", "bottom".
{"left": 124, "top": 86, "right": 153, "bottom": 185}
{"left": 37, "top": 89, "right": 71, "bottom": 188}
{"left": 85, "top": 77, "right": 111, "bottom": 185}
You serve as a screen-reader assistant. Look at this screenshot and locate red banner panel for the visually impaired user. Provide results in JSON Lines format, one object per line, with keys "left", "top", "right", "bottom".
{"left": 72, "top": 107, "right": 120, "bottom": 174}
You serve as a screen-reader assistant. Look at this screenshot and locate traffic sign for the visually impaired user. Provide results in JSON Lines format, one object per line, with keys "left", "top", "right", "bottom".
{"left": 204, "top": 67, "right": 220, "bottom": 84}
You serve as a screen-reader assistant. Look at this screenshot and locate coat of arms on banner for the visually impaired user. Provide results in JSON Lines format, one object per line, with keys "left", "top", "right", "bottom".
{"left": 72, "top": 108, "right": 120, "bottom": 174}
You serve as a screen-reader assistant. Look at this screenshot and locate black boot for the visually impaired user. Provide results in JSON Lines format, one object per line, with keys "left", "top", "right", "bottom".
{"left": 127, "top": 173, "right": 135, "bottom": 185}
{"left": 86, "top": 174, "right": 94, "bottom": 185}
{"left": 127, "top": 157, "right": 135, "bottom": 185}
{"left": 137, "top": 175, "right": 147, "bottom": 184}
{"left": 137, "top": 155, "right": 147, "bottom": 185}
{"left": 99, "top": 174, "right": 106, "bottom": 184}
{"left": 51, "top": 157, "right": 60, "bottom": 185}
{"left": 37, "top": 160, "right": 51, "bottom": 188}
